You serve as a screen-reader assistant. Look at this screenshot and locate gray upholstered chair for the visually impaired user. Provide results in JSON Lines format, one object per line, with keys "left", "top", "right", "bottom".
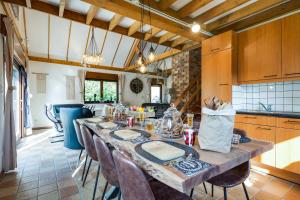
{"left": 112, "top": 150, "right": 191, "bottom": 200}
{"left": 93, "top": 135, "right": 119, "bottom": 200}
{"left": 80, "top": 125, "right": 100, "bottom": 200}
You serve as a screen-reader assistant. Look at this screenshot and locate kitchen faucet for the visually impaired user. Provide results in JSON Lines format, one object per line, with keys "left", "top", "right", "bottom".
{"left": 259, "top": 102, "right": 272, "bottom": 112}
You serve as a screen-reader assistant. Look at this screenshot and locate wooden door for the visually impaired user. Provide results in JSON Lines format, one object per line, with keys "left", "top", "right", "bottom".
{"left": 257, "top": 20, "right": 282, "bottom": 80}
{"left": 276, "top": 128, "right": 300, "bottom": 174}
{"left": 238, "top": 28, "right": 259, "bottom": 82}
{"left": 201, "top": 54, "right": 217, "bottom": 103}
{"left": 246, "top": 124, "right": 276, "bottom": 167}
{"left": 282, "top": 13, "right": 300, "bottom": 78}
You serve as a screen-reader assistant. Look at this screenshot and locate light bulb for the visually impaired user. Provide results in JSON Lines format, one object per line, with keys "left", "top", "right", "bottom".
{"left": 148, "top": 46, "right": 155, "bottom": 62}
{"left": 191, "top": 22, "right": 201, "bottom": 33}
{"left": 140, "top": 64, "right": 146, "bottom": 73}
{"left": 137, "top": 52, "right": 143, "bottom": 65}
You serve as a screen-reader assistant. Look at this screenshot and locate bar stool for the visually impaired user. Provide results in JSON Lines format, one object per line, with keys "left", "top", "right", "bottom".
{"left": 112, "top": 150, "right": 192, "bottom": 200}
{"left": 80, "top": 125, "right": 101, "bottom": 200}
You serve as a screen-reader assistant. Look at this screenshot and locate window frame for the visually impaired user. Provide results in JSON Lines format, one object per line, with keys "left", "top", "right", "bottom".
{"left": 150, "top": 84, "right": 162, "bottom": 103}
{"left": 84, "top": 78, "right": 119, "bottom": 104}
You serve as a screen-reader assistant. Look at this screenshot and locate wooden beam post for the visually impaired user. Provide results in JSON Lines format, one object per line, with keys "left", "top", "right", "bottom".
{"left": 109, "top": 14, "right": 123, "bottom": 31}
{"left": 25, "top": 0, "right": 31, "bottom": 8}
{"left": 59, "top": 0, "right": 66, "bottom": 17}
{"left": 128, "top": 21, "right": 141, "bottom": 36}
{"left": 86, "top": 5, "right": 99, "bottom": 24}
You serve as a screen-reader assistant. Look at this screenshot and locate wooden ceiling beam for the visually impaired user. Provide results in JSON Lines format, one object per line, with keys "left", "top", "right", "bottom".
{"left": 86, "top": 5, "right": 99, "bottom": 24}
{"left": 182, "top": 41, "right": 200, "bottom": 51}
{"left": 144, "top": 27, "right": 161, "bottom": 40}
{"left": 206, "top": 0, "right": 288, "bottom": 32}
{"left": 125, "top": 48, "right": 180, "bottom": 71}
{"left": 125, "top": 39, "right": 140, "bottom": 67}
{"left": 109, "top": 14, "right": 123, "bottom": 31}
{"left": 59, "top": 0, "right": 66, "bottom": 17}
{"left": 25, "top": 0, "right": 31, "bottom": 8}
{"left": 159, "top": 0, "right": 177, "bottom": 10}
{"left": 2, "top": 0, "right": 182, "bottom": 49}
{"left": 171, "top": 37, "right": 189, "bottom": 48}
{"left": 212, "top": 0, "right": 300, "bottom": 34}
{"left": 193, "top": 0, "right": 249, "bottom": 24}
{"left": 178, "top": 0, "right": 213, "bottom": 18}
{"left": 128, "top": 21, "right": 141, "bottom": 36}
{"left": 82, "top": 0, "right": 206, "bottom": 42}
{"left": 28, "top": 56, "right": 158, "bottom": 75}
{"left": 159, "top": 32, "right": 176, "bottom": 44}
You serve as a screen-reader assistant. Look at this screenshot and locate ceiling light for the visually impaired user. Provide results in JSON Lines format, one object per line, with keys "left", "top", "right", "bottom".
{"left": 137, "top": 52, "right": 143, "bottom": 66}
{"left": 82, "top": 28, "right": 104, "bottom": 65}
{"left": 140, "top": 64, "right": 146, "bottom": 73}
{"left": 148, "top": 46, "right": 155, "bottom": 62}
{"left": 191, "top": 22, "right": 201, "bottom": 33}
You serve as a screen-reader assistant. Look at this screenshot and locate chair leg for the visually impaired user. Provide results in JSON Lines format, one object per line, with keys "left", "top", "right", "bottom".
{"left": 82, "top": 158, "right": 92, "bottom": 187}
{"left": 92, "top": 164, "right": 101, "bottom": 200}
{"left": 117, "top": 191, "right": 121, "bottom": 200}
{"left": 242, "top": 182, "right": 250, "bottom": 200}
{"left": 211, "top": 184, "right": 214, "bottom": 197}
{"left": 190, "top": 188, "right": 194, "bottom": 197}
{"left": 81, "top": 155, "right": 88, "bottom": 181}
{"left": 223, "top": 187, "right": 227, "bottom": 200}
{"left": 77, "top": 149, "right": 83, "bottom": 166}
{"left": 203, "top": 182, "right": 208, "bottom": 194}
{"left": 101, "top": 181, "right": 109, "bottom": 200}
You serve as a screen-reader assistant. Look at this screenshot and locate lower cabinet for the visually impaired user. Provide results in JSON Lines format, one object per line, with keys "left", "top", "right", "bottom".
{"left": 276, "top": 128, "right": 300, "bottom": 174}
{"left": 235, "top": 122, "right": 276, "bottom": 167}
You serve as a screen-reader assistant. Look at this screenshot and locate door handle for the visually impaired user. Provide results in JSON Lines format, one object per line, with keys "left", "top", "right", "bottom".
{"left": 264, "top": 75, "right": 277, "bottom": 78}
{"left": 284, "top": 120, "right": 300, "bottom": 124}
{"left": 244, "top": 116, "right": 257, "bottom": 119}
{"left": 284, "top": 73, "right": 300, "bottom": 76}
{"left": 256, "top": 126, "right": 271, "bottom": 130}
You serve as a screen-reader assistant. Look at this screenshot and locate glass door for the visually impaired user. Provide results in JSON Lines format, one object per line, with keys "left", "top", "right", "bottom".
{"left": 12, "top": 65, "right": 22, "bottom": 144}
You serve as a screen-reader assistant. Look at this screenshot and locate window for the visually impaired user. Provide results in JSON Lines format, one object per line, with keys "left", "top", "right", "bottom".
{"left": 84, "top": 79, "right": 118, "bottom": 103}
{"left": 151, "top": 85, "right": 162, "bottom": 103}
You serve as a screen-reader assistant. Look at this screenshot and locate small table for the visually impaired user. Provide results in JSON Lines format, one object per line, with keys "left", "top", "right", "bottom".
{"left": 77, "top": 118, "right": 273, "bottom": 194}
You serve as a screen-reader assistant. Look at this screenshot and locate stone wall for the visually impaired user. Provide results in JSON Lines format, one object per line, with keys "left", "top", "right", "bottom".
{"left": 171, "top": 48, "right": 201, "bottom": 102}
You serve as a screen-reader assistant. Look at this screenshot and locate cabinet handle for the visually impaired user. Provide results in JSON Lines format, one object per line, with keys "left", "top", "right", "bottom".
{"left": 284, "top": 73, "right": 300, "bottom": 76}
{"left": 211, "top": 48, "right": 220, "bottom": 52}
{"left": 256, "top": 126, "right": 271, "bottom": 130}
{"left": 284, "top": 120, "right": 300, "bottom": 124}
{"left": 219, "top": 84, "right": 229, "bottom": 86}
{"left": 264, "top": 75, "right": 277, "bottom": 78}
{"left": 244, "top": 116, "right": 257, "bottom": 119}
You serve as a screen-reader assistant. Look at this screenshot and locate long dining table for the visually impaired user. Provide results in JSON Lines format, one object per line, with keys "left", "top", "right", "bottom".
{"left": 77, "top": 118, "right": 273, "bottom": 195}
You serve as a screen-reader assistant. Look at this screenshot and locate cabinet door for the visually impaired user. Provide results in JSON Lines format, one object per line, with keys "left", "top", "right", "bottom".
{"left": 238, "top": 28, "right": 259, "bottom": 82}
{"left": 202, "top": 54, "right": 217, "bottom": 103}
{"left": 246, "top": 124, "right": 276, "bottom": 167}
{"left": 211, "top": 31, "right": 233, "bottom": 53}
{"left": 202, "top": 39, "right": 211, "bottom": 56}
{"left": 282, "top": 13, "right": 300, "bottom": 77}
{"left": 276, "top": 128, "right": 300, "bottom": 174}
{"left": 257, "top": 20, "right": 282, "bottom": 79}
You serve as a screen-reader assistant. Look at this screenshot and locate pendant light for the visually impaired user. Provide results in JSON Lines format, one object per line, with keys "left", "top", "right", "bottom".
{"left": 147, "top": 0, "right": 155, "bottom": 62}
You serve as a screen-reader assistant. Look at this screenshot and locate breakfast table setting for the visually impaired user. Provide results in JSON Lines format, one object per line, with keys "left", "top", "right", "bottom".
{"left": 77, "top": 99, "right": 274, "bottom": 198}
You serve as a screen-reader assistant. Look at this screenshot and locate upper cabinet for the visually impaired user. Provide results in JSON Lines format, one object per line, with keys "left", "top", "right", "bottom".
{"left": 238, "top": 20, "right": 282, "bottom": 82}
{"left": 202, "top": 31, "right": 236, "bottom": 102}
{"left": 282, "top": 13, "right": 300, "bottom": 78}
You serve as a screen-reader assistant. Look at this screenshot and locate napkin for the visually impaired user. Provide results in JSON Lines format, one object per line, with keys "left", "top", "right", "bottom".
{"left": 98, "top": 122, "right": 117, "bottom": 129}
{"left": 141, "top": 141, "right": 185, "bottom": 161}
{"left": 114, "top": 130, "right": 141, "bottom": 140}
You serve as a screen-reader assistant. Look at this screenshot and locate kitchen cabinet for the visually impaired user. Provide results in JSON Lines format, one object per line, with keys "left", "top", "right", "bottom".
{"left": 202, "top": 31, "right": 234, "bottom": 55}
{"left": 276, "top": 128, "right": 300, "bottom": 174}
{"left": 282, "top": 12, "right": 300, "bottom": 78}
{"left": 201, "top": 31, "right": 236, "bottom": 103}
{"left": 238, "top": 20, "right": 282, "bottom": 82}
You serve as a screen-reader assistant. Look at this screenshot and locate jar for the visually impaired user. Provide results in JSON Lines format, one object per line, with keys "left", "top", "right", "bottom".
{"left": 160, "top": 104, "right": 183, "bottom": 139}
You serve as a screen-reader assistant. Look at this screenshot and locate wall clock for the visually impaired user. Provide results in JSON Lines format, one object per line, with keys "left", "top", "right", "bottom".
{"left": 130, "top": 78, "right": 143, "bottom": 94}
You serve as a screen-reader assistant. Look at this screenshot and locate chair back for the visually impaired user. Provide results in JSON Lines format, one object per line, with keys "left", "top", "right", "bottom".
{"left": 73, "top": 120, "right": 84, "bottom": 148}
{"left": 93, "top": 135, "right": 119, "bottom": 186}
{"left": 80, "top": 125, "right": 98, "bottom": 161}
{"left": 44, "top": 104, "right": 59, "bottom": 123}
{"left": 113, "top": 151, "right": 155, "bottom": 200}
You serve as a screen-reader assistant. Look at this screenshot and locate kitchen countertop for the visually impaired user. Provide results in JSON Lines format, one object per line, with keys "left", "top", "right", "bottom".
{"left": 236, "top": 110, "right": 300, "bottom": 119}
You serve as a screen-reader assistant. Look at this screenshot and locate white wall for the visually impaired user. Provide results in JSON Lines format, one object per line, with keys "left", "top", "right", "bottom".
{"left": 0, "top": 36, "right": 4, "bottom": 172}
{"left": 29, "top": 61, "right": 161, "bottom": 128}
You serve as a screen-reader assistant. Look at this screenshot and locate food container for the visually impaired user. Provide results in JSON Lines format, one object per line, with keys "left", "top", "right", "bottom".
{"left": 160, "top": 104, "right": 183, "bottom": 139}
{"left": 113, "top": 103, "right": 127, "bottom": 122}
{"left": 183, "top": 129, "right": 195, "bottom": 146}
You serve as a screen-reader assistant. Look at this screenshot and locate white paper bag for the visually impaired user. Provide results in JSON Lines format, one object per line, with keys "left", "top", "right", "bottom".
{"left": 198, "top": 107, "right": 236, "bottom": 153}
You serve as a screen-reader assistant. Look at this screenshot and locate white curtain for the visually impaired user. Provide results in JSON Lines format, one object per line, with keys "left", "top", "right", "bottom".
{"left": 118, "top": 73, "right": 126, "bottom": 103}
{"left": 3, "top": 17, "right": 17, "bottom": 172}
{"left": 78, "top": 70, "right": 86, "bottom": 102}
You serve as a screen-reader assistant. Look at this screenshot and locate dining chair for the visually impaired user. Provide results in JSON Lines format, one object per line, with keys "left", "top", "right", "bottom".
{"left": 73, "top": 120, "right": 87, "bottom": 181}
{"left": 93, "top": 135, "right": 120, "bottom": 200}
{"left": 112, "top": 150, "right": 192, "bottom": 200}
{"left": 80, "top": 125, "right": 101, "bottom": 200}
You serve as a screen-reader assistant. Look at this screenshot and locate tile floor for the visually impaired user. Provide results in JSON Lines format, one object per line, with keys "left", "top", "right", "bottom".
{"left": 0, "top": 128, "right": 299, "bottom": 200}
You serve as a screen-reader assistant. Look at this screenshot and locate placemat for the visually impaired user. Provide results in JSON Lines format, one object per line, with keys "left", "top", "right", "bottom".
{"left": 114, "top": 130, "right": 141, "bottom": 140}
{"left": 171, "top": 158, "right": 213, "bottom": 176}
{"left": 135, "top": 140, "right": 199, "bottom": 165}
{"left": 85, "top": 118, "right": 103, "bottom": 123}
{"left": 130, "top": 136, "right": 152, "bottom": 145}
{"left": 97, "top": 122, "right": 118, "bottom": 129}
{"left": 110, "top": 129, "right": 151, "bottom": 141}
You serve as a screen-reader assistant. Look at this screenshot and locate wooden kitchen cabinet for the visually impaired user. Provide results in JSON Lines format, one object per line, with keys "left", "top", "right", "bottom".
{"left": 202, "top": 31, "right": 236, "bottom": 102}
{"left": 276, "top": 128, "right": 300, "bottom": 174}
{"left": 238, "top": 20, "right": 282, "bottom": 82}
{"left": 202, "top": 31, "right": 235, "bottom": 55}
{"left": 282, "top": 12, "right": 300, "bottom": 78}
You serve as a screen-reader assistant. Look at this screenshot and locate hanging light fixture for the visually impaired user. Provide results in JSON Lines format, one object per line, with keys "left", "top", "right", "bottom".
{"left": 191, "top": 22, "right": 201, "bottom": 33}
{"left": 147, "top": 0, "right": 155, "bottom": 62}
{"left": 82, "top": 27, "right": 104, "bottom": 65}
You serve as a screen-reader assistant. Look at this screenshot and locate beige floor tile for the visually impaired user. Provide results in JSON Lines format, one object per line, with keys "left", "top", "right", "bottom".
{"left": 261, "top": 178, "right": 293, "bottom": 197}
{"left": 252, "top": 190, "right": 282, "bottom": 200}
{"left": 0, "top": 186, "right": 18, "bottom": 198}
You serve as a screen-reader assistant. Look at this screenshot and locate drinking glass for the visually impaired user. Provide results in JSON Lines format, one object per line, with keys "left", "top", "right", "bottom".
{"left": 139, "top": 112, "right": 145, "bottom": 128}
{"left": 145, "top": 119, "right": 154, "bottom": 131}
{"left": 187, "top": 113, "right": 194, "bottom": 128}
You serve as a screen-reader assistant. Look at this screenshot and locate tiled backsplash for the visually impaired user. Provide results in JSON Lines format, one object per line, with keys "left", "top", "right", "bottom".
{"left": 232, "top": 81, "right": 300, "bottom": 112}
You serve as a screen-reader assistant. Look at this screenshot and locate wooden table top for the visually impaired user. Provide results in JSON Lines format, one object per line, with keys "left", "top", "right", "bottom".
{"left": 77, "top": 118, "right": 273, "bottom": 193}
